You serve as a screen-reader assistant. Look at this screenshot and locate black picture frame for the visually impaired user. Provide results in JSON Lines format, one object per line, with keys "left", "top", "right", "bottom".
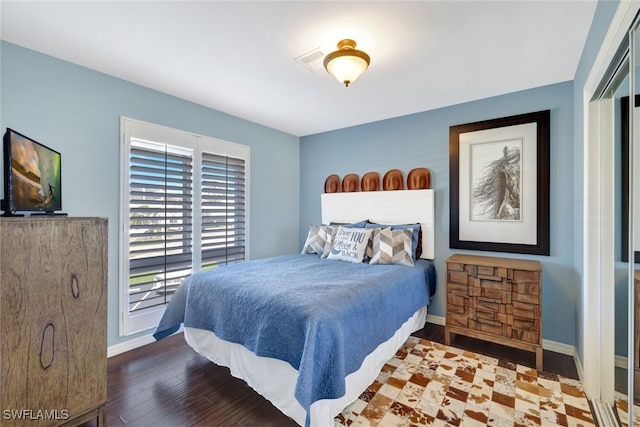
{"left": 449, "top": 110, "right": 550, "bottom": 255}
{"left": 620, "top": 95, "right": 640, "bottom": 262}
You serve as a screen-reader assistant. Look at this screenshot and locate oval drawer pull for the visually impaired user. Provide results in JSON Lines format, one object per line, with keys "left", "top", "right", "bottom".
{"left": 39, "top": 323, "right": 55, "bottom": 370}
{"left": 70, "top": 273, "right": 80, "bottom": 299}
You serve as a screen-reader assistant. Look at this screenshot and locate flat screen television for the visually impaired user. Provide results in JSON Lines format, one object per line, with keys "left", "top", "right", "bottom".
{"left": 1, "top": 128, "right": 62, "bottom": 216}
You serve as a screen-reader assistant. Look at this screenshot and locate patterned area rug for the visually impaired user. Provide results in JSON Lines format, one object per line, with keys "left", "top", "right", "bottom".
{"left": 336, "top": 336, "right": 595, "bottom": 426}
{"left": 615, "top": 391, "right": 640, "bottom": 427}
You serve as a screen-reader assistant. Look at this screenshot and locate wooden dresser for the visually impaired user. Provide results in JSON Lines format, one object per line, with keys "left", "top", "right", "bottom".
{"left": 445, "top": 253, "right": 543, "bottom": 370}
{"left": 0, "top": 217, "right": 108, "bottom": 426}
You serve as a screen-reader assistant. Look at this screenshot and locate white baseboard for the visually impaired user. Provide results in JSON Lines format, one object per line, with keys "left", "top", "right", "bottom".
{"left": 615, "top": 354, "right": 628, "bottom": 369}
{"left": 426, "top": 314, "right": 445, "bottom": 326}
{"left": 108, "top": 326, "right": 184, "bottom": 357}
{"left": 107, "top": 333, "right": 156, "bottom": 358}
{"left": 574, "top": 350, "right": 585, "bottom": 383}
{"left": 542, "top": 338, "right": 575, "bottom": 356}
{"left": 427, "top": 316, "right": 576, "bottom": 356}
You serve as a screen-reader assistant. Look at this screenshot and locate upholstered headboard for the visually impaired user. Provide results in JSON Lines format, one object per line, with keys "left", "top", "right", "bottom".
{"left": 320, "top": 189, "right": 435, "bottom": 259}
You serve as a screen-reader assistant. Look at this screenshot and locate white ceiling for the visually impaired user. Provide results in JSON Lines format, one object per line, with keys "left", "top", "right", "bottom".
{"left": 0, "top": 1, "right": 597, "bottom": 137}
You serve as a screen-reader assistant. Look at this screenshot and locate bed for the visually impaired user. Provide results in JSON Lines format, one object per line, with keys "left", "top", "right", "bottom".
{"left": 154, "top": 188, "right": 436, "bottom": 427}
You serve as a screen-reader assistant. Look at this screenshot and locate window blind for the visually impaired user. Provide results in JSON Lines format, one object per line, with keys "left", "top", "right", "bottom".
{"left": 128, "top": 140, "right": 194, "bottom": 313}
{"left": 201, "top": 153, "right": 246, "bottom": 269}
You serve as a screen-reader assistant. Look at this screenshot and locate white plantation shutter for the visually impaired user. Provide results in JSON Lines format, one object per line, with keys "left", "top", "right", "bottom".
{"left": 201, "top": 153, "right": 246, "bottom": 268}
{"left": 128, "top": 140, "right": 194, "bottom": 314}
{"left": 120, "top": 118, "right": 250, "bottom": 335}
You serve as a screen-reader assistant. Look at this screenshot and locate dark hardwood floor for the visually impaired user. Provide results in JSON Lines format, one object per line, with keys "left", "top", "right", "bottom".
{"left": 97, "top": 324, "right": 579, "bottom": 426}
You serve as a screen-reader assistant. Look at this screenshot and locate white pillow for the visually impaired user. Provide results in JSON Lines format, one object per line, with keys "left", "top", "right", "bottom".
{"left": 369, "top": 227, "right": 415, "bottom": 267}
{"left": 327, "top": 226, "right": 373, "bottom": 263}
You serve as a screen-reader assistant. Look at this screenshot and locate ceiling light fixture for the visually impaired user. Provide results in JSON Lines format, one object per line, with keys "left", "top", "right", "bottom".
{"left": 323, "top": 39, "right": 370, "bottom": 87}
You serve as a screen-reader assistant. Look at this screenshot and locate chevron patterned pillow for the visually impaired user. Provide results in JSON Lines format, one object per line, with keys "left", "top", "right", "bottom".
{"left": 301, "top": 225, "right": 323, "bottom": 254}
{"left": 320, "top": 226, "right": 340, "bottom": 258}
{"left": 301, "top": 225, "right": 338, "bottom": 255}
{"left": 369, "top": 227, "right": 415, "bottom": 266}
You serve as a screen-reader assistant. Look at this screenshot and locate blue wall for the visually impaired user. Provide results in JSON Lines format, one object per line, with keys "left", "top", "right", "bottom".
{"left": 300, "top": 82, "right": 577, "bottom": 346}
{"left": 0, "top": 41, "right": 301, "bottom": 347}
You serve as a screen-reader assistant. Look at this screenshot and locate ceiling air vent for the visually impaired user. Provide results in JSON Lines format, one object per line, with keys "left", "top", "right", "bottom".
{"left": 294, "top": 48, "right": 325, "bottom": 73}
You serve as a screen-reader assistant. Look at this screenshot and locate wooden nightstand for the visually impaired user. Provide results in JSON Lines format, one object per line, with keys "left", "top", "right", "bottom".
{"left": 445, "top": 253, "right": 543, "bottom": 371}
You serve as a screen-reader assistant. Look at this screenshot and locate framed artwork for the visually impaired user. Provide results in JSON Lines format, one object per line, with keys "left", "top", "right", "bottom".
{"left": 621, "top": 95, "right": 640, "bottom": 262}
{"left": 449, "top": 110, "right": 550, "bottom": 255}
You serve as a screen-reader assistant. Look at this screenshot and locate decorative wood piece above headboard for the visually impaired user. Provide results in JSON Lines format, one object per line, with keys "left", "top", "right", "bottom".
{"left": 382, "top": 169, "right": 404, "bottom": 190}
{"left": 324, "top": 168, "right": 431, "bottom": 193}
{"left": 361, "top": 172, "right": 380, "bottom": 191}
{"left": 407, "top": 167, "right": 430, "bottom": 190}
{"left": 324, "top": 175, "right": 340, "bottom": 193}
{"left": 341, "top": 174, "right": 359, "bottom": 192}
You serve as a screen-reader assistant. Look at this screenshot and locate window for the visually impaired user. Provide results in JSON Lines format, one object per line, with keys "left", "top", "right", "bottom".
{"left": 120, "top": 118, "right": 249, "bottom": 336}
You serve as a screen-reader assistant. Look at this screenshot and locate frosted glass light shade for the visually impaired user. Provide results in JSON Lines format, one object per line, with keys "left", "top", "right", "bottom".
{"left": 323, "top": 39, "right": 370, "bottom": 87}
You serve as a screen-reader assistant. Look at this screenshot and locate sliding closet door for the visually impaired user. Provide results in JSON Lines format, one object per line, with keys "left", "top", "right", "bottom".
{"left": 611, "top": 17, "right": 640, "bottom": 426}
{"left": 628, "top": 18, "right": 640, "bottom": 427}
{"left": 585, "top": 4, "right": 640, "bottom": 426}
{"left": 614, "top": 64, "right": 631, "bottom": 427}
{"left": 592, "top": 23, "right": 634, "bottom": 427}
{"left": 596, "top": 54, "right": 630, "bottom": 426}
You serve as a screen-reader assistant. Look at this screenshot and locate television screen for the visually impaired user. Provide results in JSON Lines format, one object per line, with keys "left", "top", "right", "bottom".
{"left": 2, "top": 128, "right": 61, "bottom": 214}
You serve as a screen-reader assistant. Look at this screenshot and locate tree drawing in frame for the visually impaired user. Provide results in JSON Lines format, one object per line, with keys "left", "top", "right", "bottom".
{"left": 471, "top": 140, "right": 522, "bottom": 221}
{"left": 449, "top": 110, "right": 550, "bottom": 255}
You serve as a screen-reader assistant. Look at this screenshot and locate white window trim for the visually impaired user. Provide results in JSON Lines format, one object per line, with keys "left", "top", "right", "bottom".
{"left": 119, "top": 117, "right": 250, "bottom": 336}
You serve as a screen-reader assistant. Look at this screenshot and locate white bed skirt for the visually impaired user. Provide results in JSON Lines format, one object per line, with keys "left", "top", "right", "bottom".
{"left": 183, "top": 305, "right": 428, "bottom": 427}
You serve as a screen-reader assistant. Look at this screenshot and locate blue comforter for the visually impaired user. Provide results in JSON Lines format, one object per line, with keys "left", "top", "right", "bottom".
{"left": 154, "top": 254, "right": 435, "bottom": 422}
